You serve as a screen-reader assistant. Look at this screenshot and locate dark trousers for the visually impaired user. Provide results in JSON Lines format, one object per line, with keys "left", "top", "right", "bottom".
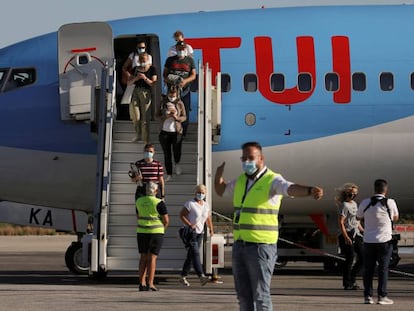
{"left": 158, "top": 131, "right": 181, "bottom": 175}
{"left": 363, "top": 241, "right": 393, "bottom": 298}
{"left": 338, "top": 234, "right": 364, "bottom": 288}
{"left": 181, "top": 233, "right": 204, "bottom": 277}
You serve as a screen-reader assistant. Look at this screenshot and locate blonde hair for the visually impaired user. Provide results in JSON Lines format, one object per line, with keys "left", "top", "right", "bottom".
{"left": 335, "top": 182, "right": 358, "bottom": 203}
{"left": 194, "top": 184, "right": 207, "bottom": 194}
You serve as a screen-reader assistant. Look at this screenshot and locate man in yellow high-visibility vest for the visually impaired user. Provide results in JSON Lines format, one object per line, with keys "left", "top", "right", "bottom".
{"left": 136, "top": 182, "right": 169, "bottom": 291}
{"left": 214, "top": 141, "right": 323, "bottom": 311}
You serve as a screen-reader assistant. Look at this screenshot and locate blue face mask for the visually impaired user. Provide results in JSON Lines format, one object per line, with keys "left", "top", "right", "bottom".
{"left": 196, "top": 193, "right": 206, "bottom": 201}
{"left": 242, "top": 161, "right": 258, "bottom": 176}
{"left": 144, "top": 151, "right": 154, "bottom": 160}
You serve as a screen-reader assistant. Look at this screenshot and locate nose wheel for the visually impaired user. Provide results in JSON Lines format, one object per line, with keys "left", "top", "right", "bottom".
{"left": 65, "top": 241, "right": 89, "bottom": 275}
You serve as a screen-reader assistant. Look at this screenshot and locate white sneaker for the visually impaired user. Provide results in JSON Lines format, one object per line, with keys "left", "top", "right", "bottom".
{"left": 175, "top": 164, "right": 182, "bottom": 175}
{"left": 165, "top": 175, "right": 172, "bottom": 182}
{"left": 364, "top": 296, "right": 374, "bottom": 304}
{"left": 199, "top": 275, "right": 209, "bottom": 286}
{"left": 180, "top": 276, "right": 190, "bottom": 287}
{"left": 131, "top": 136, "right": 139, "bottom": 142}
{"left": 378, "top": 296, "right": 394, "bottom": 305}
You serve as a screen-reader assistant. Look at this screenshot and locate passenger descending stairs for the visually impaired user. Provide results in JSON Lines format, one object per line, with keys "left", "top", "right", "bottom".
{"left": 106, "top": 120, "right": 198, "bottom": 271}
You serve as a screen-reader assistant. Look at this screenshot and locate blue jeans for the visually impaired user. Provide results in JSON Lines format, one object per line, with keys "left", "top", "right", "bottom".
{"left": 181, "top": 233, "right": 204, "bottom": 277}
{"left": 363, "top": 241, "right": 393, "bottom": 298}
{"left": 232, "top": 241, "right": 278, "bottom": 311}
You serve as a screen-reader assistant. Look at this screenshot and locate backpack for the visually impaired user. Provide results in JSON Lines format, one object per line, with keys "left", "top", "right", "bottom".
{"left": 363, "top": 196, "right": 394, "bottom": 228}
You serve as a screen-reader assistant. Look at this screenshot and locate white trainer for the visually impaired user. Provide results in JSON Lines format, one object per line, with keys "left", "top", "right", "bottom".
{"left": 378, "top": 296, "right": 394, "bottom": 305}
{"left": 175, "top": 164, "right": 182, "bottom": 175}
{"left": 165, "top": 175, "right": 172, "bottom": 182}
{"left": 180, "top": 276, "right": 190, "bottom": 287}
{"left": 364, "top": 296, "right": 374, "bottom": 304}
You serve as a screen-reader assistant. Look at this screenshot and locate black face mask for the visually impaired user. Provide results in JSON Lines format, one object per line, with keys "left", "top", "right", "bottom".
{"left": 346, "top": 192, "right": 357, "bottom": 200}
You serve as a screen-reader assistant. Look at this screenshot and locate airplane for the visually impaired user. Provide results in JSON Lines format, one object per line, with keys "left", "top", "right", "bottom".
{"left": 1, "top": 1, "right": 413, "bottom": 275}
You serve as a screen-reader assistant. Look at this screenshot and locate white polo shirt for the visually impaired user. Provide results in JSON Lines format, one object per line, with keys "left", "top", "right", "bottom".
{"left": 357, "top": 195, "right": 399, "bottom": 243}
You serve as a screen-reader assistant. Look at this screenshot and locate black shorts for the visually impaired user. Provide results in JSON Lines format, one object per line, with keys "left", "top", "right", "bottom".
{"left": 137, "top": 233, "right": 164, "bottom": 255}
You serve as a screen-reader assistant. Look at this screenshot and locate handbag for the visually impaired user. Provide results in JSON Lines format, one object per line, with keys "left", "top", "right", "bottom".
{"left": 120, "top": 84, "right": 135, "bottom": 105}
{"left": 178, "top": 226, "right": 195, "bottom": 247}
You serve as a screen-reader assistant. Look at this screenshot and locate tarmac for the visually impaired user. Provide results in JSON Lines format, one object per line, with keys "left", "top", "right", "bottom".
{"left": 0, "top": 235, "right": 413, "bottom": 311}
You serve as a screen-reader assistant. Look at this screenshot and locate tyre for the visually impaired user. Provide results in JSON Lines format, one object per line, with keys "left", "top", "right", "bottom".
{"left": 65, "top": 241, "right": 89, "bottom": 275}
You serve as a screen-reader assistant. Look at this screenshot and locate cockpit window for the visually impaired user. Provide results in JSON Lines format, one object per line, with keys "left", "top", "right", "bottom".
{"left": 3, "top": 68, "right": 36, "bottom": 92}
{"left": 0, "top": 68, "right": 7, "bottom": 89}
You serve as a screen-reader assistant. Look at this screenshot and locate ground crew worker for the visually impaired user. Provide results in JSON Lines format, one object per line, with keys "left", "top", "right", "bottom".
{"left": 136, "top": 182, "right": 169, "bottom": 291}
{"left": 214, "top": 141, "right": 323, "bottom": 311}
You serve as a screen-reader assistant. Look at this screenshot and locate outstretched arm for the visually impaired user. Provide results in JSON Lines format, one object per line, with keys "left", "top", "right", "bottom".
{"left": 287, "top": 184, "right": 323, "bottom": 200}
{"left": 214, "top": 162, "right": 226, "bottom": 197}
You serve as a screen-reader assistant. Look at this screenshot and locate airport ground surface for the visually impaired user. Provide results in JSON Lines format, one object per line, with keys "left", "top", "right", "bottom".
{"left": 0, "top": 235, "right": 413, "bottom": 311}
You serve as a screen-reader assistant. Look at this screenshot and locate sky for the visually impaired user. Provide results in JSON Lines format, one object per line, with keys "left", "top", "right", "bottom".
{"left": 1, "top": 0, "right": 413, "bottom": 48}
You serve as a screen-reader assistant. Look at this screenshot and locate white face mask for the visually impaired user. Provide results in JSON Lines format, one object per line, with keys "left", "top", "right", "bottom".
{"left": 144, "top": 151, "right": 154, "bottom": 160}
{"left": 168, "top": 96, "right": 177, "bottom": 102}
{"left": 242, "top": 160, "right": 258, "bottom": 176}
{"left": 137, "top": 61, "right": 149, "bottom": 67}
{"left": 177, "top": 50, "right": 185, "bottom": 57}
{"left": 137, "top": 47, "right": 146, "bottom": 54}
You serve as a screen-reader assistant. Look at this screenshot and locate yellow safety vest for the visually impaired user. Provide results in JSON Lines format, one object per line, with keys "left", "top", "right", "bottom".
{"left": 136, "top": 196, "right": 165, "bottom": 234}
{"left": 232, "top": 169, "right": 282, "bottom": 244}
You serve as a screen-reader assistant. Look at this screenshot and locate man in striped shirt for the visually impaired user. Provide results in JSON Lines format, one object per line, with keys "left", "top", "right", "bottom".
{"left": 131, "top": 143, "right": 165, "bottom": 200}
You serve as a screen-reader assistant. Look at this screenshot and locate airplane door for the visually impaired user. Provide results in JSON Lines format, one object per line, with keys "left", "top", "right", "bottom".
{"left": 58, "top": 22, "right": 114, "bottom": 121}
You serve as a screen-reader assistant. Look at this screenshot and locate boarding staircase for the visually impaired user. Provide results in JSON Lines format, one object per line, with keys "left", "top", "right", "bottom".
{"left": 106, "top": 121, "right": 198, "bottom": 270}
{"left": 57, "top": 22, "right": 223, "bottom": 276}
{"left": 89, "top": 63, "right": 222, "bottom": 275}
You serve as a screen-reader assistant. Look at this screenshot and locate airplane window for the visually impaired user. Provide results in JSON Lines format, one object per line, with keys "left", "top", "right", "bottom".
{"left": 325, "top": 73, "right": 339, "bottom": 92}
{"left": 352, "top": 73, "right": 366, "bottom": 91}
{"left": 271, "top": 73, "right": 284, "bottom": 92}
{"left": 78, "top": 54, "right": 91, "bottom": 65}
{"left": 411, "top": 73, "right": 414, "bottom": 90}
{"left": 244, "top": 74, "right": 257, "bottom": 92}
{"left": 3, "top": 68, "right": 36, "bottom": 92}
{"left": 221, "top": 74, "right": 231, "bottom": 92}
{"left": 298, "top": 73, "right": 312, "bottom": 92}
{"left": 380, "top": 72, "right": 394, "bottom": 91}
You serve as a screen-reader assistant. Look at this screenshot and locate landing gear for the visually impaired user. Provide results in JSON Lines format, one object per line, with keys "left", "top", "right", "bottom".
{"left": 65, "top": 241, "right": 89, "bottom": 275}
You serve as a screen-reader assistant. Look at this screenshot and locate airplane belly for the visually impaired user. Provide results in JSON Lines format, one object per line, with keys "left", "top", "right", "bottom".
{"left": 212, "top": 116, "right": 414, "bottom": 215}
{"left": 0, "top": 146, "right": 96, "bottom": 212}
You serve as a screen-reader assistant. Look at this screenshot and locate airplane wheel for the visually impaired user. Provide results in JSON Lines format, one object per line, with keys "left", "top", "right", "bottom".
{"left": 65, "top": 241, "right": 89, "bottom": 275}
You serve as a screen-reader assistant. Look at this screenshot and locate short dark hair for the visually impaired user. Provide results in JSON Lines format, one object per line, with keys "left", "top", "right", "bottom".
{"left": 144, "top": 143, "right": 155, "bottom": 150}
{"left": 241, "top": 141, "right": 262, "bottom": 152}
{"left": 173, "top": 30, "right": 184, "bottom": 38}
{"left": 374, "top": 179, "right": 388, "bottom": 193}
